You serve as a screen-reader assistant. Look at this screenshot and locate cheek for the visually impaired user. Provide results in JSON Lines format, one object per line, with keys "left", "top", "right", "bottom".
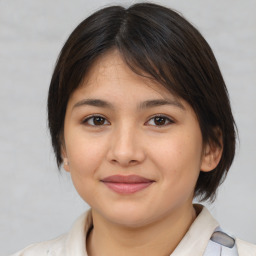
{"left": 65, "top": 132, "right": 107, "bottom": 178}
{"left": 152, "top": 132, "right": 203, "bottom": 186}
{"left": 65, "top": 134, "right": 108, "bottom": 204}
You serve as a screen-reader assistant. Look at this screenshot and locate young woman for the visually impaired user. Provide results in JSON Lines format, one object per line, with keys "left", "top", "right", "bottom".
{"left": 11, "top": 3, "right": 256, "bottom": 256}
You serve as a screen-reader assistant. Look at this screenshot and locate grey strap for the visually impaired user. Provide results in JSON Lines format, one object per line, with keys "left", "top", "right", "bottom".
{"left": 211, "top": 231, "right": 235, "bottom": 248}
{"left": 203, "top": 228, "right": 239, "bottom": 256}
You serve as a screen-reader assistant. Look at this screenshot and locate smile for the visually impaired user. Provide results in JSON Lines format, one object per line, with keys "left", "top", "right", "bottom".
{"left": 101, "top": 175, "right": 155, "bottom": 194}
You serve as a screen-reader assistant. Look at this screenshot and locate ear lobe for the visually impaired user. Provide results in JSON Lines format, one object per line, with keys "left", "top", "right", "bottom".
{"left": 63, "top": 157, "right": 70, "bottom": 172}
{"left": 61, "top": 146, "right": 70, "bottom": 172}
{"left": 200, "top": 141, "right": 223, "bottom": 172}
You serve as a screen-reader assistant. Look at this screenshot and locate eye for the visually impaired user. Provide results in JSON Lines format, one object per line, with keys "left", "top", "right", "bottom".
{"left": 82, "top": 115, "right": 110, "bottom": 126}
{"left": 146, "top": 115, "right": 174, "bottom": 127}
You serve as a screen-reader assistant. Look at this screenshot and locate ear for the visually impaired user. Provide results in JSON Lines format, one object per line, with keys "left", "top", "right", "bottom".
{"left": 61, "top": 144, "right": 70, "bottom": 173}
{"left": 200, "top": 130, "right": 223, "bottom": 172}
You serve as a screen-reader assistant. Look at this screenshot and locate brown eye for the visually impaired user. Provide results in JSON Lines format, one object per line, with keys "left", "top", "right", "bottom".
{"left": 154, "top": 116, "right": 166, "bottom": 125}
{"left": 82, "top": 115, "right": 110, "bottom": 126}
{"left": 93, "top": 116, "right": 105, "bottom": 125}
{"left": 147, "top": 115, "right": 174, "bottom": 127}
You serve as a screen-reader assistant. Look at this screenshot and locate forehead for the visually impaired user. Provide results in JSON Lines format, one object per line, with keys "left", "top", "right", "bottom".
{"left": 74, "top": 49, "right": 179, "bottom": 102}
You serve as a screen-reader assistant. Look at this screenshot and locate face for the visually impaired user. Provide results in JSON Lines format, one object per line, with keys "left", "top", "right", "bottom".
{"left": 63, "top": 50, "right": 212, "bottom": 228}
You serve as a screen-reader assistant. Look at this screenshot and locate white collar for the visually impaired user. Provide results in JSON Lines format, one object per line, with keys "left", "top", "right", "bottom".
{"left": 171, "top": 204, "right": 219, "bottom": 255}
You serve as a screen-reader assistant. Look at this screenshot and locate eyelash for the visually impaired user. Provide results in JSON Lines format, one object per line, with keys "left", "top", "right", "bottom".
{"left": 81, "top": 114, "right": 174, "bottom": 127}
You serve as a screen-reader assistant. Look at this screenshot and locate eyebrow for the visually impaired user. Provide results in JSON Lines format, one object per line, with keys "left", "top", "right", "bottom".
{"left": 72, "top": 98, "right": 185, "bottom": 111}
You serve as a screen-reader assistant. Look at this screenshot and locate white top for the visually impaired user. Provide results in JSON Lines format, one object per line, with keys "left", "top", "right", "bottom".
{"left": 10, "top": 205, "right": 256, "bottom": 256}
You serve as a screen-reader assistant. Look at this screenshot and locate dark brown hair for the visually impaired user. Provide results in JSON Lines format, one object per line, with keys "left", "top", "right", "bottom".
{"left": 48, "top": 3, "right": 237, "bottom": 202}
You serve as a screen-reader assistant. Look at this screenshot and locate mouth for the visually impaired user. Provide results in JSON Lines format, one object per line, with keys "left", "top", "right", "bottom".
{"left": 100, "top": 175, "right": 155, "bottom": 194}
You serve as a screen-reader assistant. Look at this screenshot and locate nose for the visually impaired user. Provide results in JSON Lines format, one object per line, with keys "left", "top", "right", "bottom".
{"left": 106, "top": 124, "right": 146, "bottom": 167}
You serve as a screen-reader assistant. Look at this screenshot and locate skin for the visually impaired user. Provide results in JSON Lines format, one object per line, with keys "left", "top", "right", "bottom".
{"left": 62, "top": 49, "right": 222, "bottom": 256}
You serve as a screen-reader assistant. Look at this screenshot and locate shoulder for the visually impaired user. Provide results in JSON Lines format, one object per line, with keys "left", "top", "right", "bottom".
{"left": 9, "top": 210, "right": 92, "bottom": 256}
{"left": 236, "top": 238, "right": 256, "bottom": 256}
{"left": 9, "top": 234, "right": 67, "bottom": 256}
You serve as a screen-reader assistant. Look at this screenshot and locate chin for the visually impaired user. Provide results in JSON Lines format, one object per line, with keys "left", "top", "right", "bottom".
{"left": 112, "top": 215, "right": 152, "bottom": 228}
{"left": 103, "top": 206, "right": 156, "bottom": 228}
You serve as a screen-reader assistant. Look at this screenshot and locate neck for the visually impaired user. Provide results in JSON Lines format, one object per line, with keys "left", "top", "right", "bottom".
{"left": 86, "top": 203, "right": 197, "bottom": 256}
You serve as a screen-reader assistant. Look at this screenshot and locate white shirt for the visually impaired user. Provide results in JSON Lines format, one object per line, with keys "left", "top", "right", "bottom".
{"left": 10, "top": 205, "right": 256, "bottom": 256}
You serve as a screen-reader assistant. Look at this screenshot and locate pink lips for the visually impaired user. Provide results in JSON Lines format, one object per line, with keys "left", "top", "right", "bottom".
{"left": 101, "top": 175, "right": 154, "bottom": 194}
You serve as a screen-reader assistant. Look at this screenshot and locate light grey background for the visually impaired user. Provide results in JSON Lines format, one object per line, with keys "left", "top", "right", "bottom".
{"left": 1, "top": 0, "right": 255, "bottom": 255}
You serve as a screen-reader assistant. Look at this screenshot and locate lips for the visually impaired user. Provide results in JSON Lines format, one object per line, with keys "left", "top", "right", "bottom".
{"left": 101, "top": 175, "right": 155, "bottom": 194}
